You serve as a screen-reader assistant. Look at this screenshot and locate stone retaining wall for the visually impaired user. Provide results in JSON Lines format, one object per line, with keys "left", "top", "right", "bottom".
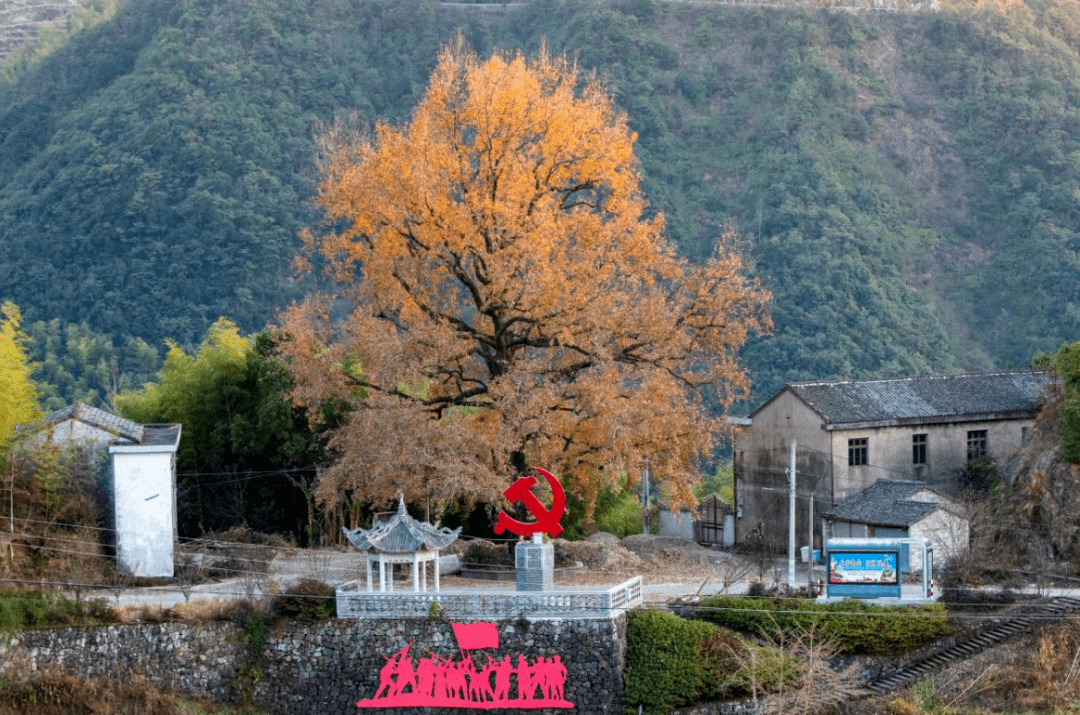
{"left": 2, "top": 615, "right": 627, "bottom": 714}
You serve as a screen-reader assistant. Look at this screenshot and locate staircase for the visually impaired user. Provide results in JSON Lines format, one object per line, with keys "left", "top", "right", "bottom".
{"left": 865, "top": 596, "right": 1080, "bottom": 694}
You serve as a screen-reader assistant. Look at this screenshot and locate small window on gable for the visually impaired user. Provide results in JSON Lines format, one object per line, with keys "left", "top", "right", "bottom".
{"left": 967, "top": 430, "right": 988, "bottom": 461}
{"left": 913, "top": 434, "right": 927, "bottom": 465}
{"left": 848, "top": 438, "right": 868, "bottom": 466}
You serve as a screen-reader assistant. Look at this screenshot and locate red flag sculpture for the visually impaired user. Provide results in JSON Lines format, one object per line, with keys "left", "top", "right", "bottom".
{"left": 452, "top": 621, "right": 499, "bottom": 651}
{"left": 356, "top": 621, "right": 573, "bottom": 709}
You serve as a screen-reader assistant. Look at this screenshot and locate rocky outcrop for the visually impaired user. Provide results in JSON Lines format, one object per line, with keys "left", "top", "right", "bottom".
{"left": 0, "top": 0, "right": 93, "bottom": 64}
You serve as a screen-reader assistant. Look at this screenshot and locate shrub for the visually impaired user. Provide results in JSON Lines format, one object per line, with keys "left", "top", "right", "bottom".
{"left": 697, "top": 595, "right": 954, "bottom": 656}
{"left": 594, "top": 489, "right": 646, "bottom": 538}
{"left": 624, "top": 609, "right": 799, "bottom": 715}
{"left": 0, "top": 589, "right": 116, "bottom": 636}
{"left": 624, "top": 609, "right": 728, "bottom": 715}
{"left": 271, "top": 578, "right": 335, "bottom": 621}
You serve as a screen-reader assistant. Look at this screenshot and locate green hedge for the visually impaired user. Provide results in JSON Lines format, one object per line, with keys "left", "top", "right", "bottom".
{"left": 625, "top": 610, "right": 725, "bottom": 715}
{"left": 624, "top": 609, "right": 799, "bottom": 715}
{"left": 697, "top": 595, "right": 953, "bottom": 656}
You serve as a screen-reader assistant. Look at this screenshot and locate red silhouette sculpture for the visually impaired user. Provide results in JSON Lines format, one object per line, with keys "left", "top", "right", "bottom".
{"left": 356, "top": 621, "right": 573, "bottom": 709}
{"left": 494, "top": 467, "right": 567, "bottom": 538}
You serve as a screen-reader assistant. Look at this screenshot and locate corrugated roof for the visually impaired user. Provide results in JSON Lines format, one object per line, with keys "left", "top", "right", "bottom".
{"left": 823, "top": 479, "right": 946, "bottom": 527}
{"left": 785, "top": 371, "right": 1052, "bottom": 426}
{"left": 343, "top": 497, "right": 461, "bottom": 553}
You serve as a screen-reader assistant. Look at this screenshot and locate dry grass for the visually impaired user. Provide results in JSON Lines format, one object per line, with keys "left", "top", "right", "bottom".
{"left": 0, "top": 528, "right": 118, "bottom": 588}
{"left": 113, "top": 598, "right": 246, "bottom": 625}
{"left": 875, "top": 620, "right": 1080, "bottom": 714}
{"left": 0, "top": 672, "right": 264, "bottom": 715}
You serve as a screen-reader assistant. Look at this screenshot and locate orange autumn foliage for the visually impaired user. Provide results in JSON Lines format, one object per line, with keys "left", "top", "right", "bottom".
{"left": 277, "top": 40, "right": 770, "bottom": 520}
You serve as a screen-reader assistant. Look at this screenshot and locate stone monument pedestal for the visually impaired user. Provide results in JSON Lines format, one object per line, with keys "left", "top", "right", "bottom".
{"left": 515, "top": 533, "right": 554, "bottom": 591}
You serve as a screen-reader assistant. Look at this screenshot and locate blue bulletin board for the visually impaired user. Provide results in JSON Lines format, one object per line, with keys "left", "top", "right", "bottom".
{"left": 826, "top": 550, "right": 902, "bottom": 599}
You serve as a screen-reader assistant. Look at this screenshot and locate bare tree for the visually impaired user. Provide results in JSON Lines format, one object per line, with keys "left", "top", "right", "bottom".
{"left": 722, "top": 619, "right": 860, "bottom": 715}
{"left": 175, "top": 552, "right": 208, "bottom": 604}
{"left": 714, "top": 554, "right": 754, "bottom": 594}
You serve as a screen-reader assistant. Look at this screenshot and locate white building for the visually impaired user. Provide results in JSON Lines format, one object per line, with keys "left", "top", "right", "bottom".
{"left": 45, "top": 403, "right": 181, "bottom": 578}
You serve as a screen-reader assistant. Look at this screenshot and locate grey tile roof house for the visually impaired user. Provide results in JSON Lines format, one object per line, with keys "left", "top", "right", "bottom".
{"left": 823, "top": 479, "right": 949, "bottom": 528}
{"left": 44, "top": 402, "right": 181, "bottom": 578}
{"left": 822, "top": 479, "right": 969, "bottom": 563}
{"left": 786, "top": 371, "right": 1051, "bottom": 428}
{"left": 733, "top": 371, "right": 1051, "bottom": 552}
{"left": 45, "top": 402, "right": 182, "bottom": 449}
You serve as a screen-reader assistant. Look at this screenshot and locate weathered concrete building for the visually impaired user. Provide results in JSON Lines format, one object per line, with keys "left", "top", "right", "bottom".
{"left": 44, "top": 402, "right": 181, "bottom": 578}
{"left": 733, "top": 371, "right": 1051, "bottom": 552}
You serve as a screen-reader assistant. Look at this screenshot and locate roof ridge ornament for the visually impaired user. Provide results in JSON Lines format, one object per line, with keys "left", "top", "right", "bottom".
{"left": 343, "top": 495, "right": 460, "bottom": 554}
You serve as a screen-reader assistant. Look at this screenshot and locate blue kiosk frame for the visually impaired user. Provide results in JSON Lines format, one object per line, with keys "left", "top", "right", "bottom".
{"left": 821, "top": 537, "right": 935, "bottom": 603}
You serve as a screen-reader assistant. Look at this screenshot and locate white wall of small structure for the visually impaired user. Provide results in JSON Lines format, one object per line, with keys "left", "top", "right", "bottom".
{"left": 657, "top": 506, "right": 695, "bottom": 541}
{"left": 109, "top": 447, "right": 177, "bottom": 578}
{"left": 46, "top": 419, "right": 118, "bottom": 446}
{"left": 910, "top": 508, "right": 969, "bottom": 565}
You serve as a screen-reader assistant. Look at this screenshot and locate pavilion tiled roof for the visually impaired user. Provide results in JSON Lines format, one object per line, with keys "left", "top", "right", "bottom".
{"left": 343, "top": 497, "right": 461, "bottom": 553}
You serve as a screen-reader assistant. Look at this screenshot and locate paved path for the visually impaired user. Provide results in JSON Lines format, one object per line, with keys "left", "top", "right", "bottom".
{"left": 92, "top": 549, "right": 764, "bottom": 609}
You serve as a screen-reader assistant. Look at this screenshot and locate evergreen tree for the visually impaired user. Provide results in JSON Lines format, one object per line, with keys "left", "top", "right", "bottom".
{"left": 116, "top": 318, "right": 325, "bottom": 538}
{"left": 0, "top": 302, "right": 40, "bottom": 440}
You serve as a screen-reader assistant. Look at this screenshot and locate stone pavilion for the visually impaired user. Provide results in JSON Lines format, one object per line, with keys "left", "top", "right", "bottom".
{"left": 342, "top": 497, "right": 460, "bottom": 592}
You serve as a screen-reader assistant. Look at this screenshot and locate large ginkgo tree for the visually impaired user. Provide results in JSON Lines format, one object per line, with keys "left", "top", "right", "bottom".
{"left": 278, "top": 40, "right": 770, "bottom": 520}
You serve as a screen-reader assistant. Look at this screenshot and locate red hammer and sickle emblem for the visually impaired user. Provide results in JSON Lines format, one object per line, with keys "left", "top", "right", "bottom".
{"left": 493, "top": 467, "right": 566, "bottom": 538}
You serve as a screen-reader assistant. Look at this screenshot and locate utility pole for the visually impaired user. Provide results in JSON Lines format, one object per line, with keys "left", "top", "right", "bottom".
{"left": 788, "top": 439, "right": 796, "bottom": 591}
{"left": 808, "top": 491, "right": 815, "bottom": 594}
{"left": 641, "top": 462, "right": 650, "bottom": 535}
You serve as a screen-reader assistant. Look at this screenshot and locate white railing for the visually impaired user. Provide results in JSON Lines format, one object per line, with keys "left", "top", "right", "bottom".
{"left": 336, "top": 576, "right": 643, "bottom": 620}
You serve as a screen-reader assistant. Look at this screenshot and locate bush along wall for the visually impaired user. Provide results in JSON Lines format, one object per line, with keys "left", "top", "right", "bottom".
{"left": 696, "top": 596, "right": 954, "bottom": 655}
{"left": 624, "top": 609, "right": 799, "bottom": 715}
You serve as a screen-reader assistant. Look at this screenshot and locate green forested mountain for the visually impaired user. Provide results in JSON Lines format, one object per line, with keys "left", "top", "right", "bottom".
{"left": 1, "top": 0, "right": 1079, "bottom": 405}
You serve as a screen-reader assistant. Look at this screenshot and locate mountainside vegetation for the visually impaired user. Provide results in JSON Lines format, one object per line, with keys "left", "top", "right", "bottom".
{"left": 2, "top": 0, "right": 1080, "bottom": 408}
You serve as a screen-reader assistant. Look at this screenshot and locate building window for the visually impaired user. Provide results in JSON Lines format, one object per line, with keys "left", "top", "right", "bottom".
{"left": 967, "top": 430, "right": 988, "bottom": 461}
{"left": 913, "top": 434, "right": 927, "bottom": 465}
{"left": 848, "top": 438, "right": 868, "bottom": 466}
